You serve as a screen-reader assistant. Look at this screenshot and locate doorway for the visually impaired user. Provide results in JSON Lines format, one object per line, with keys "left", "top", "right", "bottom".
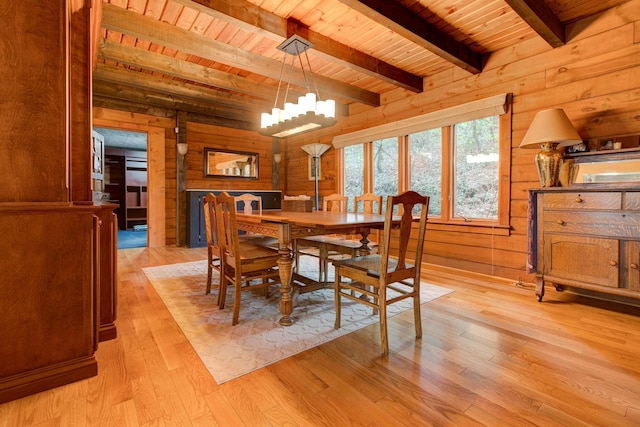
{"left": 94, "top": 128, "right": 148, "bottom": 249}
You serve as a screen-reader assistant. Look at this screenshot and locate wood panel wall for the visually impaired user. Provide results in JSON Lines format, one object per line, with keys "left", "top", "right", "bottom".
{"left": 284, "top": 2, "right": 640, "bottom": 282}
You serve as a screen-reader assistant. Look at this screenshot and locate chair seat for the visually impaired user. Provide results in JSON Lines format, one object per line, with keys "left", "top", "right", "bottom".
{"left": 333, "top": 255, "right": 413, "bottom": 277}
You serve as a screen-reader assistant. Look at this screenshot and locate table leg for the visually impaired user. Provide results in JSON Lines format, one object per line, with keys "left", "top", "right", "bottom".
{"left": 277, "top": 224, "right": 294, "bottom": 326}
{"left": 357, "top": 227, "right": 372, "bottom": 256}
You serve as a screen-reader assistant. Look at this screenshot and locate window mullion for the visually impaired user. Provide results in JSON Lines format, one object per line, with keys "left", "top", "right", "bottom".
{"left": 441, "top": 126, "right": 453, "bottom": 221}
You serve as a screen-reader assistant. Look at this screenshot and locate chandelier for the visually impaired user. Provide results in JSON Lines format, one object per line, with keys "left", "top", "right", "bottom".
{"left": 259, "top": 35, "right": 336, "bottom": 138}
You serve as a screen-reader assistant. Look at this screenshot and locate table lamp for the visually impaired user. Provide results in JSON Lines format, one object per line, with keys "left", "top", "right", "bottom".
{"left": 520, "top": 108, "right": 582, "bottom": 187}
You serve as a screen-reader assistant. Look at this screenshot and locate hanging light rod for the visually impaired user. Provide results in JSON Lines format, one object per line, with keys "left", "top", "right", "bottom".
{"left": 259, "top": 35, "right": 336, "bottom": 139}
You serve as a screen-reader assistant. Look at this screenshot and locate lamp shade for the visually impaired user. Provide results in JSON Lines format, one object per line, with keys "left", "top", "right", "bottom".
{"left": 520, "top": 108, "right": 582, "bottom": 149}
{"left": 301, "top": 143, "right": 331, "bottom": 157}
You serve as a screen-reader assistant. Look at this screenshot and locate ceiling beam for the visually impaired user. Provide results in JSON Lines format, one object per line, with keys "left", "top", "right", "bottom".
{"left": 174, "top": 0, "right": 423, "bottom": 93}
{"left": 101, "top": 3, "right": 380, "bottom": 106}
{"left": 98, "top": 38, "right": 275, "bottom": 101}
{"left": 93, "top": 96, "right": 255, "bottom": 131}
{"left": 335, "top": 0, "right": 483, "bottom": 74}
{"left": 93, "top": 63, "right": 266, "bottom": 113}
{"left": 503, "top": 0, "right": 566, "bottom": 47}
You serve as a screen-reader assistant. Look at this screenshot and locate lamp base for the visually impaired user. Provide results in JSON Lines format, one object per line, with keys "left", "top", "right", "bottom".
{"left": 535, "top": 142, "right": 564, "bottom": 187}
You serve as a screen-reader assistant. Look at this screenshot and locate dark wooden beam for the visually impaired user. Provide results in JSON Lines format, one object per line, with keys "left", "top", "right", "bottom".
{"left": 93, "top": 79, "right": 258, "bottom": 127}
{"left": 101, "top": 3, "right": 380, "bottom": 106}
{"left": 503, "top": 0, "right": 566, "bottom": 47}
{"left": 93, "top": 64, "right": 265, "bottom": 114}
{"left": 336, "top": 0, "right": 483, "bottom": 74}
{"left": 98, "top": 39, "right": 275, "bottom": 101}
{"left": 175, "top": 0, "right": 423, "bottom": 92}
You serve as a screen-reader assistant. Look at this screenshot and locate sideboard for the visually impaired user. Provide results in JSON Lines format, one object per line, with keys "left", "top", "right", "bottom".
{"left": 529, "top": 186, "right": 640, "bottom": 304}
{"left": 187, "top": 190, "right": 282, "bottom": 247}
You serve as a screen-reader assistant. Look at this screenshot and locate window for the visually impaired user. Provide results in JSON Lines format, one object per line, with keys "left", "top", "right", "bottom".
{"left": 453, "top": 116, "right": 499, "bottom": 220}
{"left": 343, "top": 144, "right": 364, "bottom": 211}
{"left": 372, "top": 137, "right": 398, "bottom": 200}
{"left": 335, "top": 94, "right": 511, "bottom": 233}
{"left": 409, "top": 128, "right": 442, "bottom": 217}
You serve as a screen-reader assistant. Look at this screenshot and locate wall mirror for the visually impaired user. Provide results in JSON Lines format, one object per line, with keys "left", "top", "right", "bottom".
{"left": 204, "top": 148, "right": 258, "bottom": 179}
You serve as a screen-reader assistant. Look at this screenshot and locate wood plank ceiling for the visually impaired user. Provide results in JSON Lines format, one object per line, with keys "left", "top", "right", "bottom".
{"left": 94, "top": 0, "right": 630, "bottom": 132}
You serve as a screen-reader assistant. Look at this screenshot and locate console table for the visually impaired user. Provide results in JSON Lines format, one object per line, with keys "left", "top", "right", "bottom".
{"left": 529, "top": 186, "right": 640, "bottom": 304}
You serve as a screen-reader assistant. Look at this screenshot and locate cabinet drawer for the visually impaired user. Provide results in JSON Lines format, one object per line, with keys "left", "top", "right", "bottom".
{"left": 544, "top": 234, "right": 619, "bottom": 288}
{"left": 543, "top": 192, "right": 621, "bottom": 210}
{"left": 624, "top": 192, "right": 640, "bottom": 210}
{"left": 543, "top": 210, "right": 640, "bottom": 238}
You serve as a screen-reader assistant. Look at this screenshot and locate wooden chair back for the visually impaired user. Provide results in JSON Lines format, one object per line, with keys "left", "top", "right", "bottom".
{"left": 323, "top": 193, "right": 348, "bottom": 212}
{"left": 235, "top": 193, "right": 262, "bottom": 215}
{"left": 379, "top": 191, "right": 429, "bottom": 282}
{"left": 354, "top": 193, "right": 382, "bottom": 214}
{"left": 203, "top": 193, "right": 222, "bottom": 297}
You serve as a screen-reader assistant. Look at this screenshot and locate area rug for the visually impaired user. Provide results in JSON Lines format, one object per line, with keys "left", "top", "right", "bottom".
{"left": 142, "top": 258, "right": 453, "bottom": 384}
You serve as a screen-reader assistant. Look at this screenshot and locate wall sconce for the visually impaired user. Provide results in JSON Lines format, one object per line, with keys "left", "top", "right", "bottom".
{"left": 273, "top": 153, "right": 282, "bottom": 164}
{"left": 177, "top": 143, "right": 188, "bottom": 156}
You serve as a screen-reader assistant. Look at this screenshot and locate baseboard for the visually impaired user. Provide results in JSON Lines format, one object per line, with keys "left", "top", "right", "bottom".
{"left": 0, "top": 356, "right": 97, "bottom": 404}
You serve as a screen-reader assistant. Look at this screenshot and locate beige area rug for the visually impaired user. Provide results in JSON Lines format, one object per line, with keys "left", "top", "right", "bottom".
{"left": 142, "top": 257, "right": 453, "bottom": 384}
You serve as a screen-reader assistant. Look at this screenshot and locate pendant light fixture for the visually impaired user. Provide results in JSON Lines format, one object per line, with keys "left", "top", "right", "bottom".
{"left": 259, "top": 35, "right": 336, "bottom": 139}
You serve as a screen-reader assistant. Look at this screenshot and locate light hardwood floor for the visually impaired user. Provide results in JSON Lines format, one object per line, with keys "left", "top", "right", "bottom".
{"left": 2, "top": 245, "right": 640, "bottom": 426}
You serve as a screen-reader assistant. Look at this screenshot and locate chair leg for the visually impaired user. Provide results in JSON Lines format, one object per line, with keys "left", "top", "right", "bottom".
{"left": 413, "top": 281, "right": 422, "bottom": 339}
{"left": 379, "top": 285, "right": 389, "bottom": 355}
{"left": 206, "top": 263, "right": 212, "bottom": 295}
{"left": 232, "top": 270, "right": 243, "bottom": 326}
{"left": 334, "top": 267, "right": 341, "bottom": 329}
{"left": 218, "top": 263, "right": 227, "bottom": 308}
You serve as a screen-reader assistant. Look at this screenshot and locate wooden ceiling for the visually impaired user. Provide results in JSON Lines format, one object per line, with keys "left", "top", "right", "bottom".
{"left": 94, "top": 0, "right": 629, "bottom": 132}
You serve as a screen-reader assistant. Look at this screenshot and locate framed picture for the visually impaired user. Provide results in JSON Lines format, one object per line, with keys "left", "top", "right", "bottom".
{"left": 566, "top": 140, "right": 589, "bottom": 153}
{"left": 308, "top": 155, "right": 321, "bottom": 180}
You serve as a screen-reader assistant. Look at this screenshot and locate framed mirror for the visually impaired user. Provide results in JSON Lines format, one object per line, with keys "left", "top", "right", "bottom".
{"left": 204, "top": 148, "right": 258, "bottom": 179}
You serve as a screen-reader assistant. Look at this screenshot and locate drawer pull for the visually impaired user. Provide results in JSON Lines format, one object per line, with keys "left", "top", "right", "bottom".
{"left": 556, "top": 220, "right": 565, "bottom": 226}
{"left": 575, "top": 197, "right": 583, "bottom": 203}
{"left": 631, "top": 263, "right": 639, "bottom": 270}
{"left": 609, "top": 260, "right": 618, "bottom": 267}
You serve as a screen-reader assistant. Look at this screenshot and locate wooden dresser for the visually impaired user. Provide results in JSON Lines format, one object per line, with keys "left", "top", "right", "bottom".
{"left": 529, "top": 187, "right": 640, "bottom": 303}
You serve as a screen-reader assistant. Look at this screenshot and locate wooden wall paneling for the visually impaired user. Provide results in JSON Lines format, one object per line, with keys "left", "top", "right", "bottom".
{"left": 185, "top": 122, "right": 275, "bottom": 191}
{"left": 0, "top": 2, "right": 68, "bottom": 203}
{"left": 69, "top": 0, "right": 93, "bottom": 203}
{"left": 0, "top": 206, "right": 98, "bottom": 403}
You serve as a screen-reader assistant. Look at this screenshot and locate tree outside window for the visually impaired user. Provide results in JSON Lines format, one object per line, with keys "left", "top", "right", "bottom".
{"left": 453, "top": 117, "right": 499, "bottom": 220}
{"left": 409, "top": 128, "right": 442, "bottom": 217}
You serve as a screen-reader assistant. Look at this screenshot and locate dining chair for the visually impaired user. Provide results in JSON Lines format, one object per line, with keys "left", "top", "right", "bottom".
{"left": 235, "top": 193, "right": 262, "bottom": 215}
{"left": 203, "top": 193, "right": 223, "bottom": 300}
{"left": 333, "top": 190, "right": 429, "bottom": 355}
{"left": 294, "top": 193, "right": 348, "bottom": 282}
{"left": 215, "top": 192, "right": 281, "bottom": 325}
{"left": 234, "top": 193, "right": 279, "bottom": 249}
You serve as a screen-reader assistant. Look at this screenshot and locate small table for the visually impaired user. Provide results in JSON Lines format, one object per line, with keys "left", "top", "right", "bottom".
{"left": 235, "top": 210, "right": 389, "bottom": 326}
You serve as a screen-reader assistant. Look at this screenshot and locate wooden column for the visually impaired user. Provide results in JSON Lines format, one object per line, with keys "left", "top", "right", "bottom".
{"left": 176, "top": 110, "right": 188, "bottom": 246}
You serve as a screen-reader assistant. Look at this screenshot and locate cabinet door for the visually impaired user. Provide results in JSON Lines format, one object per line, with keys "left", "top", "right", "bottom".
{"left": 627, "top": 241, "right": 640, "bottom": 291}
{"left": 544, "top": 234, "right": 619, "bottom": 288}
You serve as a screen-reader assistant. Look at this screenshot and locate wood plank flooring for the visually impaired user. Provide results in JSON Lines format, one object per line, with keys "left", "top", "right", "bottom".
{"left": 1, "top": 245, "right": 640, "bottom": 426}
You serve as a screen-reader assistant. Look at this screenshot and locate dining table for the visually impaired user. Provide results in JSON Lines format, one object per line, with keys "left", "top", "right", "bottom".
{"left": 235, "top": 210, "right": 390, "bottom": 326}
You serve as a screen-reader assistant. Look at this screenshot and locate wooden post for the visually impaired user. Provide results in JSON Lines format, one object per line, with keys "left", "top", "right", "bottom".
{"left": 176, "top": 110, "right": 187, "bottom": 246}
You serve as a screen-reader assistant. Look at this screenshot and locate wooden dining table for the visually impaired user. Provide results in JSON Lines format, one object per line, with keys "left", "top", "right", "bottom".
{"left": 235, "top": 210, "right": 389, "bottom": 326}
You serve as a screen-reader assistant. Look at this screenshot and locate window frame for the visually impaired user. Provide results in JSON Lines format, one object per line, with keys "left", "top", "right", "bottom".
{"left": 337, "top": 100, "right": 512, "bottom": 236}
